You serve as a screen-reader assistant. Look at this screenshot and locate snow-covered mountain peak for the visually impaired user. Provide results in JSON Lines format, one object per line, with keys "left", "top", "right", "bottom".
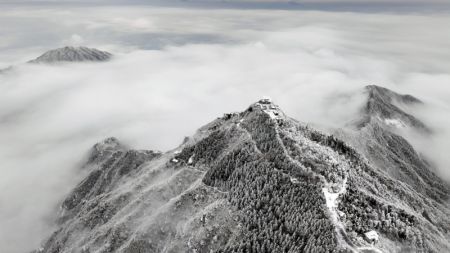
{"left": 28, "top": 46, "right": 112, "bottom": 64}
{"left": 366, "top": 85, "right": 422, "bottom": 105}
{"left": 34, "top": 96, "right": 450, "bottom": 253}
{"left": 357, "top": 85, "right": 429, "bottom": 132}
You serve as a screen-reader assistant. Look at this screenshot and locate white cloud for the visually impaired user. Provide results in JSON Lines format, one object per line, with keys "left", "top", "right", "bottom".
{"left": 64, "top": 33, "right": 85, "bottom": 45}
{"left": 0, "top": 5, "right": 450, "bottom": 253}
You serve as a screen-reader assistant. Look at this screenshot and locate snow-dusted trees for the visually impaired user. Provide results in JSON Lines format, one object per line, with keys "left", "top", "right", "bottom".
{"left": 338, "top": 176, "right": 422, "bottom": 247}
{"left": 176, "top": 112, "right": 346, "bottom": 252}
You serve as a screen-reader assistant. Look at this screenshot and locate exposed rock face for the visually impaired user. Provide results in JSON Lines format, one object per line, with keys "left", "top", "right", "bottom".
{"left": 29, "top": 46, "right": 112, "bottom": 64}
{"left": 36, "top": 96, "right": 450, "bottom": 253}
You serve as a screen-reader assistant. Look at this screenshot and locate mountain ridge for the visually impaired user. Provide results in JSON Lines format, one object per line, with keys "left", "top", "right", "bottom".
{"left": 338, "top": 85, "right": 448, "bottom": 203}
{"left": 34, "top": 92, "right": 450, "bottom": 253}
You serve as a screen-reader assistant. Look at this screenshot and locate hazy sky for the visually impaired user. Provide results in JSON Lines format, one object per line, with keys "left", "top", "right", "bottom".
{"left": 0, "top": 2, "right": 450, "bottom": 253}
{"left": 2, "top": 0, "right": 450, "bottom": 11}
{"left": 2, "top": 0, "right": 449, "bottom": 3}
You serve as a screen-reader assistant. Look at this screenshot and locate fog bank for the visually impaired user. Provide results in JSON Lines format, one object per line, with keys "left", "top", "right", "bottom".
{"left": 1, "top": 5, "right": 450, "bottom": 253}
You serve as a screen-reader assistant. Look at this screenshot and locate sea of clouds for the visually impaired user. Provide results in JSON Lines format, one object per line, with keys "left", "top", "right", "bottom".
{"left": 0, "top": 3, "right": 449, "bottom": 252}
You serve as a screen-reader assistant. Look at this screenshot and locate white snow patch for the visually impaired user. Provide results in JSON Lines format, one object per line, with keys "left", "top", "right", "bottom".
{"left": 357, "top": 246, "right": 384, "bottom": 253}
{"left": 384, "top": 118, "right": 406, "bottom": 128}
{"left": 364, "top": 230, "right": 379, "bottom": 242}
{"left": 323, "top": 187, "right": 341, "bottom": 221}
{"left": 290, "top": 177, "right": 299, "bottom": 184}
{"left": 266, "top": 110, "right": 278, "bottom": 119}
{"left": 188, "top": 155, "right": 194, "bottom": 165}
{"left": 322, "top": 176, "right": 350, "bottom": 249}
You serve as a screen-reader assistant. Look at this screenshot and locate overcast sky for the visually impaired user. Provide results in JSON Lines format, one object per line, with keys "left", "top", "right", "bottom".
{"left": 0, "top": 2, "right": 450, "bottom": 253}
{"left": 3, "top": 0, "right": 449, "bottom": 2}
{"left": 2, "top": 0, "right": 450, "bottom": 8}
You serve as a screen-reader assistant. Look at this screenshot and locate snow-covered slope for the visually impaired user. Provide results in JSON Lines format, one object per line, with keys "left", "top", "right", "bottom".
{"left": 336, "top": 85, "right": 450, "bottom": 252}
{"left": 35, "top": 98, "right": 450, "bottom": 253}
{"left": 338, "top": 85, "right": 448, "bottom": 201}
{"left": 356, "top": 85, "right": 428, "bottom": 132}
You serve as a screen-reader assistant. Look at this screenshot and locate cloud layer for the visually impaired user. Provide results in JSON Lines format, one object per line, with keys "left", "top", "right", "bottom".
{"left": 0, "top": 5, "right": 450, "bottom": 253}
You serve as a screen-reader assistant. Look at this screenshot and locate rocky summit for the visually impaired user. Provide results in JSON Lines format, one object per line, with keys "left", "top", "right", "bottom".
{"left": 35, "top": 89, "right": 450, "bottom": 253}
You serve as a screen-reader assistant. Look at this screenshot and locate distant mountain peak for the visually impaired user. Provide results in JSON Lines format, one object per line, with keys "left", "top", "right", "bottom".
{"left": 358, "top": 85, "right": 429, "bottom": 131}
{"left": 28, "top": 46, "right": 112, "bottom": 64}
{"left": 365, "top": 85, "right": 422, "bottom": 106}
